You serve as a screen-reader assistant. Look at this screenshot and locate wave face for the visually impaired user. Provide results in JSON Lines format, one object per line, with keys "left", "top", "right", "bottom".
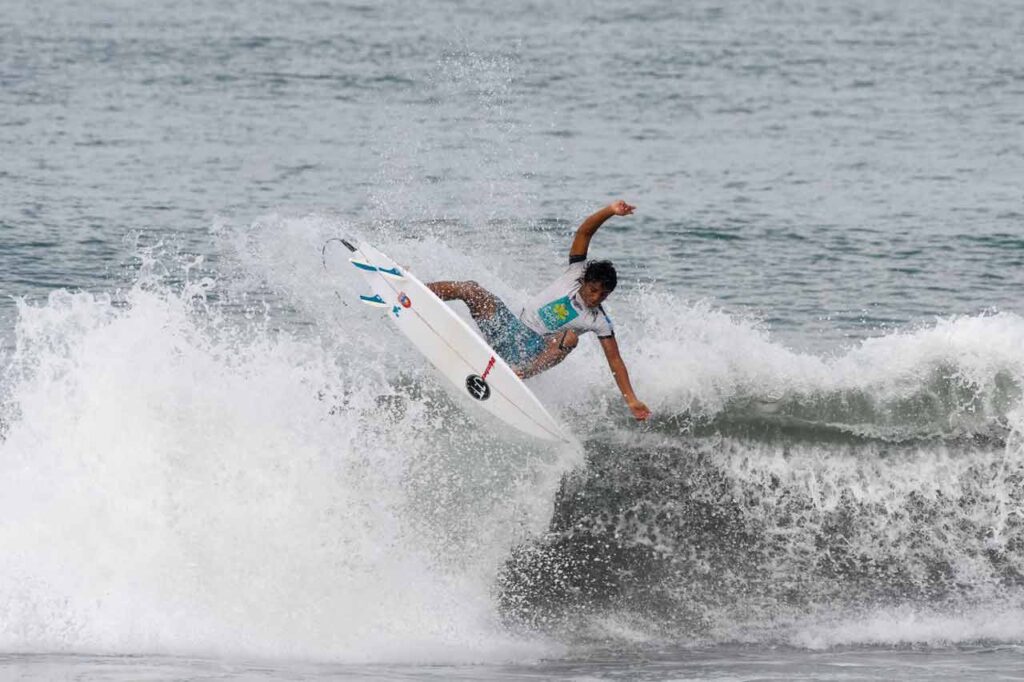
{"left": 498, "top": 303, "right": 1024, "bottom": 645}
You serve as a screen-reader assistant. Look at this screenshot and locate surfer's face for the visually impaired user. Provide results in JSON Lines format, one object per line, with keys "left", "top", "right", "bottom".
{"left": 579, "top": 280, "right": 611, "bottom": 308}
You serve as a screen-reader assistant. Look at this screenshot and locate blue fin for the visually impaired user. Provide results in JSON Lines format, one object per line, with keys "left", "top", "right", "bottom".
{"left": 350, "top": 259, "right": 377, "bottom": 272}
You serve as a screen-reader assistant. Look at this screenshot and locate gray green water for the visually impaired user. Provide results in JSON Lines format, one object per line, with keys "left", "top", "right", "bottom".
{"left": 2, "top": 0, "right": 1023, "bottom": 678}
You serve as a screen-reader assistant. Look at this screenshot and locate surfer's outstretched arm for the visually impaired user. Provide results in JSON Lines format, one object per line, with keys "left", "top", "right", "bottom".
{"left": 599, "top": 336, "right": 651, "bottom": 421}
{"left": 569, "top": 200, "right": 636, "bottom": 261}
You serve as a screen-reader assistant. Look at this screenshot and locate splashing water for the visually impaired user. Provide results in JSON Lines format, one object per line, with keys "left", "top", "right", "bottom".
{"left": 0, "top": 234, "right": 579, "bottom": 662}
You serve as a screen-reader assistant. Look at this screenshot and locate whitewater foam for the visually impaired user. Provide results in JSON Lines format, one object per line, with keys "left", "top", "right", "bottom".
{"left": 0, "top": 255, "right": 573, "bottom": 662}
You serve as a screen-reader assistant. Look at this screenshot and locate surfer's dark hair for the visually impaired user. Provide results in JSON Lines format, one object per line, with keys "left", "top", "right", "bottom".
{"left": 581, "top": 260, "right": 617, "bottom": 293}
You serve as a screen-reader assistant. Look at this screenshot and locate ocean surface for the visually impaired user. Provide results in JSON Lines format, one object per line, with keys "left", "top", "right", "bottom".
{"left": 2, "top": 0, "right": 1023, "bottom": 679}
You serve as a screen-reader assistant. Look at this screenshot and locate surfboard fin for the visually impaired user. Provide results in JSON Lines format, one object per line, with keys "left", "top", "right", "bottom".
{"left": 350, "top": 259, "right": 377, "bottom": 273}
{"left": 377, "top": 266, "right": 405, "bottom": 280}
{"left": 359, "top": 294, "right": 388, "bottom": 307}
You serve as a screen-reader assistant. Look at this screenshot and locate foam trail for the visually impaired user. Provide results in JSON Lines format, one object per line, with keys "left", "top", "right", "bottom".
{"left": 791, "top": 606, "right": 1024, "bottom": 649}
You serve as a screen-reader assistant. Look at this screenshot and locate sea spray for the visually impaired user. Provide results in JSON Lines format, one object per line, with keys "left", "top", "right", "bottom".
{"left": 0, "top": 252, "right": 572, "bottom": 662}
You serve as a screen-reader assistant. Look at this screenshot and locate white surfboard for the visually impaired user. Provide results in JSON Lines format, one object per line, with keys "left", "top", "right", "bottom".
{"left": 324, "top": 238, "right": 571, "bottom": 443}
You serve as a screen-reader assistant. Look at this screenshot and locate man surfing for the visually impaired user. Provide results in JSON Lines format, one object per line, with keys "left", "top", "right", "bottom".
{"left": 427, "top": 200, "right": 651, "bottom": 421}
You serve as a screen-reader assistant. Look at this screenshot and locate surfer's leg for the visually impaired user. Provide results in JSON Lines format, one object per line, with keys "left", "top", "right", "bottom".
{"left": 426, "top": 281, "right": 499, "bottom": 320}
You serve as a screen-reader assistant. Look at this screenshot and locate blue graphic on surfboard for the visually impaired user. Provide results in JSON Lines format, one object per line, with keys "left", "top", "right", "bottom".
{"left": 322, "top": 238, "right": 571, "bottom": 443}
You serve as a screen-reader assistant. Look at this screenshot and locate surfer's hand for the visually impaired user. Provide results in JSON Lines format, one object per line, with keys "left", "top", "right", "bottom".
{"left": 609, "top": 200, "right": 635, "bottom": 216}
{"left": 627, "top": 399, "right": 651, "bottom": 421}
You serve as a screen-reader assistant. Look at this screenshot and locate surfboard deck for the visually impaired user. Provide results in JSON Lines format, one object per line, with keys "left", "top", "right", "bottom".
{"left": 323, "top": 238, "right": 571, "bottom": 443}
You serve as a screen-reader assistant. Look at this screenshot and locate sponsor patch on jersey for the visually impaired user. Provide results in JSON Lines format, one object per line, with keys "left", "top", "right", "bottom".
{"left": 536, "top": 295, "right": 578, "bottom": 331}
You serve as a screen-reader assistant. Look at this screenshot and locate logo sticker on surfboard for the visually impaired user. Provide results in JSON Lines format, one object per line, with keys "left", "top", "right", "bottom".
{"left": 465, "top": 374, "right": 491, "bottom": 400}
{"left": 465, "top": 356, "right": 497, "bottom": 400}
{"left": 398, "top": 292, "right": 412, "bottom": 308}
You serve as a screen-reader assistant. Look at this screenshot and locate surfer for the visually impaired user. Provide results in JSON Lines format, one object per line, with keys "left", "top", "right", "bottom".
{"left": 427, "top": 200, "right": 651, "bottom": 421}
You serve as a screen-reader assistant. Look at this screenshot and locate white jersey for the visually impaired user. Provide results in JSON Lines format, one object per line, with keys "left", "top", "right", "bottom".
{"left": 519, "top": 261, "right": 615, "bottom": 339}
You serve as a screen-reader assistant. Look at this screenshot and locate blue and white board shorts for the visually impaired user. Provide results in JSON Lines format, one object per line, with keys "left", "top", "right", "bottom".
{"left": 476, "top": 300, "right": 546, "bottom": 370}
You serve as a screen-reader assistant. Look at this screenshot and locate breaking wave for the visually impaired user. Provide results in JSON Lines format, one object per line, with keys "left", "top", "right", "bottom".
{"left": 2, "top": 218, "right": 1022, "bottom": 659}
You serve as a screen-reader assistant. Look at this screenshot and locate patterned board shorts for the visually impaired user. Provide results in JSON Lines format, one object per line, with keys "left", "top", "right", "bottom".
{"left": 475, "top": 299, "right": 547, "bottom": 370}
